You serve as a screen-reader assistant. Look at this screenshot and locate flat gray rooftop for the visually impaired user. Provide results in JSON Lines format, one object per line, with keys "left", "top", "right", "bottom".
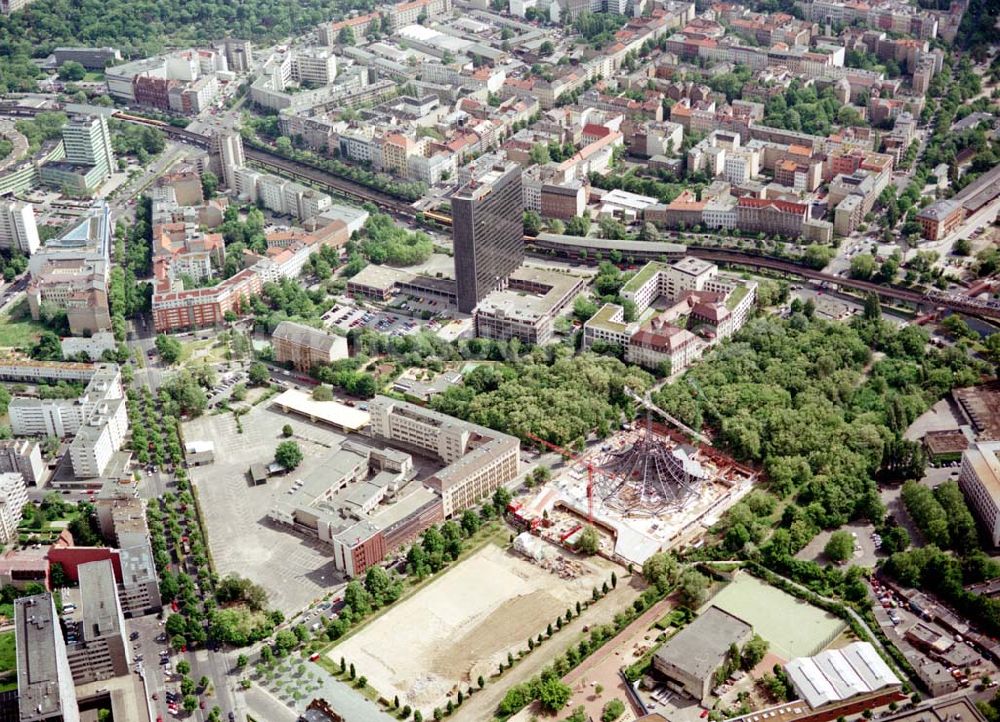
{"left": 15, "top": 594, "right": 67, "bottom": 720}
{"left": 654, "top": 605, "right": 753, "bottom": 681}
{"left": 79, "top": 558, "right": 122, "bottom": 641}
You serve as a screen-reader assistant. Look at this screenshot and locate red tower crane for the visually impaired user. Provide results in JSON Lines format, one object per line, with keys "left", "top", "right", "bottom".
{"left": 524, "top": 432, "right": 594, "bottom": 524}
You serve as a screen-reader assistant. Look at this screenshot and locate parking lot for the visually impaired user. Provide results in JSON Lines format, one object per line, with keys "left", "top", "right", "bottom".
{"left": 795, "top": 521, "right": 881, "bottom": 568}
{"left": 324, "top": 302, "right": 423, "bottom": 337}
{"left": 184, "top": 405, "right": 349, "bottom": 614}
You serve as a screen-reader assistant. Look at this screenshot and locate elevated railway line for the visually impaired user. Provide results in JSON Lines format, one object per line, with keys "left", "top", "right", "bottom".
{"left": 4, "top": 105, "right": 996, "bottom": 322}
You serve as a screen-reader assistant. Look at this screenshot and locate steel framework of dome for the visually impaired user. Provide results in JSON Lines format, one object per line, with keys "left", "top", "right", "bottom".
{"left": 593, "top": 423, "right": 704, "bottom": 516}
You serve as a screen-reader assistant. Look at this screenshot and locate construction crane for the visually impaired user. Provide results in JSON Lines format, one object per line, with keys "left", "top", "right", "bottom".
{"left": 524, "top": 432, "right": 595, "bottom": 524}
{"left": 624, "top": 387, "right": 713, "bottom": 447}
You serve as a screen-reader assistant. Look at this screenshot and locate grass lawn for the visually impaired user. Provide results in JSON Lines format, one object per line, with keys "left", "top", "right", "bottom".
{"left": 179, "top": 338, "right": 228, "bottom": 365}
{"left": 0, "top": 299, "right": 47, "bottom": 348}
{"left": 82, "top": 71, "right": 105, "bottom": 82}
{"left": 0, "top": 631, "right": 15, "bottom": 674}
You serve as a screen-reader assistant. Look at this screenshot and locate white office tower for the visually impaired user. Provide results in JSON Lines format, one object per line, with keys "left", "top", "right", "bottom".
{"left": 62, "top": 114, "right": 115, "bottom": 180}
{"left": 0, "top": 200, "right": 40, "bottom": 254}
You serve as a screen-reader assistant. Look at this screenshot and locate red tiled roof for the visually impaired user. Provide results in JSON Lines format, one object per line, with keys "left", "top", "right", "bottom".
{"left": 738, "top": 197, "right": 808, "bottom": 214}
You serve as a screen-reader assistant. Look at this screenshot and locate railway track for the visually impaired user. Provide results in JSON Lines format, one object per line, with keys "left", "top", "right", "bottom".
{"left": 7, "top": 104, "right": 996, "bottom": 322}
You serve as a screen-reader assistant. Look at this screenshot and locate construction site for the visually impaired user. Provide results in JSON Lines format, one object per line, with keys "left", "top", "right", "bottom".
{"left": 513, "top": 391, "right": 758, "bottom": 565}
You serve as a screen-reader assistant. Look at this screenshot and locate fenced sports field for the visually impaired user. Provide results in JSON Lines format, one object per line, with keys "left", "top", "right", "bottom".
{"left": 703, "top": 572, "right": 846, "bottom": 660}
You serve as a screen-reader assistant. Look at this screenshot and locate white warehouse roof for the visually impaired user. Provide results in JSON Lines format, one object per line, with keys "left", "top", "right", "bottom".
{"left": 785, "top": 642, "right": 900, "bottom": 710}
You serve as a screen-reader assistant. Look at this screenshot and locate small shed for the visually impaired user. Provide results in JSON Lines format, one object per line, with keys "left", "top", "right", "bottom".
{"left": 185, "top": 441, "right": 215, "bottom": 466}
{"left": 249, "top": 464, "right": 268, "bottom": 485}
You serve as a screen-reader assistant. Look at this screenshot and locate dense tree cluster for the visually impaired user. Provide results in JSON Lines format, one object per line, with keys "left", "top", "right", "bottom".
{"left": 764, "top": 82, "right": 862, "bottom": 136}
{"left": 901, "top": 480, "right": 979, "bottom": 554}
{"left": 215, "top": 575, "right": 269, "bottom": 612}
{"left": 243, "top": 134, "right": 426, "bottom": 202}
{"left": 589, "top": 170, "right": 695, "bottom": 206}
{"left": 248, "top": 277, "right": 333, "bottom": 331}
{"left": 884, "top": 544, "right": 1000, "bottom": 635}
{"left": 430, "top": 351, "right": 653, "bottom": 448}
{"left": 572, "top": 11, "right": 628, "bottom": 49}
{"left": 14, "top": 113, "right": 66, "bottom": 153}
{"left": 109, "top": 121, "right": 165, "bottom": 164}
{"left": 359, "top": 213, "right": 434, "bottom": 266}
{"left": 657, "top": 313, "right": 983, "bottom": 589}
{"left": 0, "top": 0, "right": 378, "bottom": 92}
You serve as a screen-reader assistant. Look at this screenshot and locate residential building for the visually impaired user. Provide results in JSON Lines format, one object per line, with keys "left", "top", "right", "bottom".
{"left": 26, "top": 202, "right": 111, "bottom": 335}
{"left": 917, "top": 199, "right": 964, "bottom": 241}
{"left": 66, "top": 559, "right": 129, "bottom": 684}
{"left": 959, "top": 441, "right": 1000, "bottom": 546}
{"left": 68, "top": 397, "right": 128, "bottom": 479}
{"left": 116, "top": 543, "right": 162, "bottom": 617}
{"left": 0, "top": 472, "right": 27, "bottom": 544}
{"left": 736, "top": 197, "right": 809, "bottom": 238}
{"left": 0, "top": 438, "right": 44, "bottom": 485}
{"left": 9, "top": 364, "right": 126, "bottom": 479}
{"left": 272, "top": 320, "right": 348, "bottom": 371}
{"left": 152, "top": 220, "right": 350, "bottom": 331}
{"left": 211, "top": 130, "right": 245, "bottom": 190}
{"left": 386, "top": 0, "right": 452, "bottom": 30}
{"left": 15, "top": 594, "right": 80, "bottom": 722}
{"left": 369, "top": 396, "right": 520, "bottom": 517}
{"left": 0, "top": 200, "right": 40, "bottom": 254}
{"left": 223, "top": 37, "right": 253, "bottom": 72}
{"left": 42, "top": 114, "right": 115, "bottom": 192}
{"left": 540, "top": 182, "right": 587, "bottom": 220}
{"left": 452, "top": 162, "right": 524, "bottom": 314}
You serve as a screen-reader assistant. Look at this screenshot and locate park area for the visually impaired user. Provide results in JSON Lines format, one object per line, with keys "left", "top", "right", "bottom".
{"left": 703, "top": 573, "right": 845, "bottom": 660}
{"left": 331, "top": 541, "right": 619, "bottom": 712}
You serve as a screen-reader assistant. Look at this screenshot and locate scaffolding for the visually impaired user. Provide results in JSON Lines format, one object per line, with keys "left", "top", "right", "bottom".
{"left": 593, "top": 423, "right": 705, "bottom": 516}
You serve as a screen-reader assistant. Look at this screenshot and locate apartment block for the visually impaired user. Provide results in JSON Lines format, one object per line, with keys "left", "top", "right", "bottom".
{"left": 26, "top": 202, "right": 112, "bottom": 335}
{"left": 68, "top": 398, "right": 128, "bottom": 479}
{"left": 0, "top": 438, "right": 44, "bottom": 484}
{"left": 39, "top": 114, "right": 115, "bottom": 194}
{"left": 387, "top": 0, "right": 452, "bottom": 30}
{"left": 211, "top": 130, "right": 245, "bottom": 190}
{"left": 9, "top": 364, "right": 126, "bottom": 479}
{"left": 0, "top": 200, "right": 41, "bottom": 255}
{"left": 0, "top": 472, "right": 28, "bottom": 544}
{"left": 15, "top": 594, "right": 80, "bottom": 722}
{"left": 153, "top": 220, "right": 350, "bottom": 332}
{"left": 223, "top": 37, "right": 253, "bottom": 72}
